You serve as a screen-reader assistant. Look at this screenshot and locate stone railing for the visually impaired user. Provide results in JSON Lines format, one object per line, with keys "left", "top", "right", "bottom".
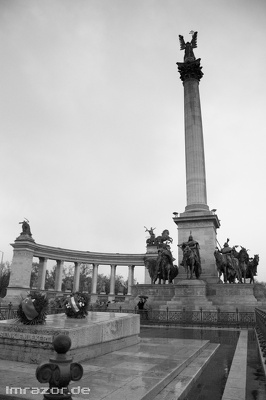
{"left": 255, "top": 308, "right": 266, "bottom": 368}
{"left": 1, "top": 303, "right": 255, "bottom": 329}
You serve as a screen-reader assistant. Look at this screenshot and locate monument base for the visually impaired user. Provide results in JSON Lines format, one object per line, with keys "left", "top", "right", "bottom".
{"left": 163, "top": 280, "right": 216, "bottom": 310}
{"left": 2, "top": 287, "right": 30, "bottom": 306}
{"left": 0, "top": 312, "right": 140, "bottom": 364}
{"left": 122, "top": 281, "right": 260, "bottom": 312}
{"left": 207, "top": 283, "right": 260, "bottom": 311}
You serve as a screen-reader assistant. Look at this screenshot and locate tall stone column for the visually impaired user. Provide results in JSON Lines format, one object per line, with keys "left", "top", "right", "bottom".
{"left": 174, "top": 33, "right": 220, "bottom": 283}
{"left": 108, "top": 264, "right": 117, "bottom": 302}
{"left": 55, "top": 260, "right": 64, "bottom": 292}
{"left": 90, "top": 263, "right": 99, "bottom": 303}
{"left": 127, "top": 265, "right": 135, "bottom": 296}
{"left": 73, "top": 262, "right": 80, "bottom": 292}
{"left": 37, "top": 257, "right": 47, "bottom": 290}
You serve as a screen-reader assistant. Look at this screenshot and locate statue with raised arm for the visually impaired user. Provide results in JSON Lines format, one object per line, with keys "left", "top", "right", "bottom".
{"left": 177, "top": 31, "right": 203, "bottom": 82}
{"left": 19, "top": 219, "right": 32, "bottom": 237}
{"left": 144, "top": 226, "right": 156, "bottom": 245}
{"left": 179, "top": 31, "right": 198, "bottom": 62}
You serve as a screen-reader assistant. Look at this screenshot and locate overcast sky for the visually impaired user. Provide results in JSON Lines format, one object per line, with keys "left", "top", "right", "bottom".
{"left": 1, "top": 0, "right": 266, "bottom": 284}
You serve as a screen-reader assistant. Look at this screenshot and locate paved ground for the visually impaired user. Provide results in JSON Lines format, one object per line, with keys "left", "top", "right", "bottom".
{"left": 0, "top": 337, "right": 217, "bottom": 400}
{"left": 0, "top": 327, "right": 261, "bottom": 400}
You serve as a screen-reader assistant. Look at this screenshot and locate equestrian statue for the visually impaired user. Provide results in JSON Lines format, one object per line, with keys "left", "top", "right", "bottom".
{"left": 144, "top": 228, "right": 178, "bottom": 284}
{"left": 178, "top": 233, "right": 202, "bottom": 279}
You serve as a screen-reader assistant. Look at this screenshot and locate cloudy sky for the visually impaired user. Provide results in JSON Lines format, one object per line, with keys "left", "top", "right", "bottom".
{"left": 1, "top": 0, "right": 265, "bottom": 283}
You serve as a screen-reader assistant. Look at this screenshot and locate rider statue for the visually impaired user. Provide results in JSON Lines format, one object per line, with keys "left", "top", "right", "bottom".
{"left": 219, "top": 239, "right": 240, "bottom": 276}
{"left": 179, "top": 233, "right": 201, "bottom": 266}
{"left": 219, "top": 238, "right": 238, "bottom": 274}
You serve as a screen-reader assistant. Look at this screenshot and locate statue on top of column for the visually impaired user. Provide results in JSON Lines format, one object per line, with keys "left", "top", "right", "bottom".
{"left": 19, "top": 219, "right": 32, "bottom": 237}
{"left": 179, "top": 31, "right": 198, "bottom": 62}
{"left": 177, "top": 31, "right": 203, "bottom": 82}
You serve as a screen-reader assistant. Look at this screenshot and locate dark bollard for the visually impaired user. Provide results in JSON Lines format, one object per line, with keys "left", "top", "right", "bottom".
{"left": 36, "top": 334, "right": 83, "bottom": 400}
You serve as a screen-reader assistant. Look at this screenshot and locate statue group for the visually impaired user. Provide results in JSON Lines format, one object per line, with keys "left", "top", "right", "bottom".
{"left": 214, "top": 239, "right": 259, "bottom": 284}
{"left": 144, "top": 227, "right": 178, "bottom": 284}
{"left": 144, "top": 228, "right": 202, "bottom": 283}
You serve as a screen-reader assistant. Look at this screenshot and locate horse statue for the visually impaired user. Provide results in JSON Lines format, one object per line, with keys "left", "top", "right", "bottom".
{"left": 233, "top": 246, "right": 249, "bottom": 283}
{"left": 155, "top": 248, "right": 178, "bottom": 284}
{"left": 214, "top": 249, "right": 239, "bottom": 283}
{"left": 246, "top": 254, "right": 259, "bottom": 284}
{"left": 183, "top": 245, "right": 201, "bottom": 279}
{"left": 144, "top": 256, "right": 158, "bottom": 284}
{"left": 154, "top": 230, "right": 173, "bottom": 246}
{"left": 144, "top": 246, "right": 178, "bottom": 285}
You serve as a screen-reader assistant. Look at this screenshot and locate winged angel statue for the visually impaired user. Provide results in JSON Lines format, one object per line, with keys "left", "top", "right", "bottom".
{"left": 179, "top": 31, "right": 198, "bottom": 62}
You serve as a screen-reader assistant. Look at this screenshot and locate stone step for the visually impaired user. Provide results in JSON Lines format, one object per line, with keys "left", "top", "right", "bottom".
{"left": 152, "top": 343, "right": 219, "bottom": 400}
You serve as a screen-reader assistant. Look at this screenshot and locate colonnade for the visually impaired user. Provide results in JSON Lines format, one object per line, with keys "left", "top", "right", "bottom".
{"left": 36, "top": 257, "right": 135, "bottom": 299}
{"left": 7, "top": 238, "right": 143, "bottom": 304}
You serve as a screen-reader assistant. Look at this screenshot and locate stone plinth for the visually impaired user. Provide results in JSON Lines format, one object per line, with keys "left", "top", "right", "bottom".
{"left": 0, "top": 312, "right": 140, "bottom": 364}
{"left": 173, "top": 212, "right": 220, "bottom": 283}
{"left": 164, "top": 280, "right": 216, "bottom": 310}
{"left": 207, "top": 284, "right": 259, "bottom": 311}
{"left": 131, "top": 284, "right": 176, "bottom": 307}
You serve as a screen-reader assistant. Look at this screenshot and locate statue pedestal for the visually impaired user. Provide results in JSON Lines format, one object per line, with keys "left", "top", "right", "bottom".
{"left": 173, "top": 211, "right": 220, "bottom": 283}
{"left": 4, "top": 238, "right": 35, "bottom": 305}
{"left": 207, "top": 283, "right": 259, "bottom": 311}
{"left": 163, "top": 280, "right": 216, "bottom": 310}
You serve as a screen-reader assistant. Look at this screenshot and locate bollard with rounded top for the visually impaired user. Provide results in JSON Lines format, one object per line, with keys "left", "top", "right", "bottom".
{"left": 36, "top": 334, "right": 83, "bottom": 400}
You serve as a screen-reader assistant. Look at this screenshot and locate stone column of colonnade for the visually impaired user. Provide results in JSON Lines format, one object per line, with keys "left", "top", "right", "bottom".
{"left": 37, "top": 257, "right": 47, "bottom": 290}
{"left": 108, "top": 264, "right": 117, "bottom": 302}
{"left": 54, "top": 260, "right": 64, "bottom": 291}
{"left": 90, "top": 263, "right": 99, "bottom": 303}
{"left": 127, "top": 265, "right": 135, "bottom": 296}
{"left": 73, "top": 262, "right": 81, "bottom": 292}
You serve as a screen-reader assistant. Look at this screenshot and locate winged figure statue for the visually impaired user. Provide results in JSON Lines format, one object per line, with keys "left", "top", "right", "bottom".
{"left": 179, "top": 31, "right": 198, "bottom": 62}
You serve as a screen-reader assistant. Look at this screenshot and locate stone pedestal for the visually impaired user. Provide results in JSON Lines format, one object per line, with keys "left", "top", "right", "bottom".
{"left": 4, "top": 236, "right": 35, "bottom": 305}
{"left": 0, "top": 312, "right": 140, "bottom": 364}
{"left": 207, "top": 283, "right": 259, "bottom": 311}
{"left": 174, "top": 212, "right": 220, "bottom": 283}
{"left": 164, "top": 280, "right": 216, "bottom": 310}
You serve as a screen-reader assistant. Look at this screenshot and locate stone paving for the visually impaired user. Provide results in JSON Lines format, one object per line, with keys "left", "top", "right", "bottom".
{"left": 0, "top": 337, "right": 216, "bottom": 400}
{"left": 0, "top": 327, "right": 254, "bottom": 400}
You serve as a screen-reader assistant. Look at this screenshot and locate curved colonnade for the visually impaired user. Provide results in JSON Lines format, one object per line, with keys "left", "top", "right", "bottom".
{"left": 9, "top": 238, "right": 146, "bottom": 302}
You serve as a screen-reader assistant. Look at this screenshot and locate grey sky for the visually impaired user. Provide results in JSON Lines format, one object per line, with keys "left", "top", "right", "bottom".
{"left": 1, "top": 0, "right": 266, "bottom": 283}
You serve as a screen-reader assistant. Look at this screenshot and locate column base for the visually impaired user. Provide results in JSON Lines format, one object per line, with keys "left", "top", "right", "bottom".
{"left": 90, "top": 294, "right": 98, "bottom": 303}
{"left": 3, "top": 287, "right": 29, "bottom": 306}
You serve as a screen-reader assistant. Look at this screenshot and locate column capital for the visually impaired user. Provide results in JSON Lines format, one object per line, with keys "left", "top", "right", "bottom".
{"left": 176, "top": 59, "right": 203, "bottom": 82}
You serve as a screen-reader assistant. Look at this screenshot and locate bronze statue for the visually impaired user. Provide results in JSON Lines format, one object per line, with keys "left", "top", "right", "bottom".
{"left": 179, "top": 31, "right": 198, "bottom": 63}
{"left": 178, "top": 233, "right": 201, "bottom": 279}
{"left": 144, "top": 228, "right": 177, "bottom": 284}
{"left": 19, "top": 219, "right": 32, "bottom": 236}
{"left": 246, "top": 254, "right": 259, "bottom": 284}
{"left": 214, "top": 239, "right": 242, "bottom": 283}
{"left": 144, "top": 226, "right": 156, "bottom": 245}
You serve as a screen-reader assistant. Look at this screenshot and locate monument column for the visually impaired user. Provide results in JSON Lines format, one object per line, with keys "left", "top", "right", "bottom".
{"left": 37, "top": 257, "right": 47, "bottom": 290}
{"left": 108, "top": 264, "right": 117, "bottom": 302}
{"left": 174, "top": 32, "right": 220, "bottom": 283}
{"left": 73, "top": 262, "right": 81, "bottom": 292}
{"left": 55, "top": 260, "right": 64, "bottom": 291}
{"left": 127, "top": 265, "right": 135, "bottom": 296}
{"left": 90, "top": 263, "right": 99, "bottom": 303}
